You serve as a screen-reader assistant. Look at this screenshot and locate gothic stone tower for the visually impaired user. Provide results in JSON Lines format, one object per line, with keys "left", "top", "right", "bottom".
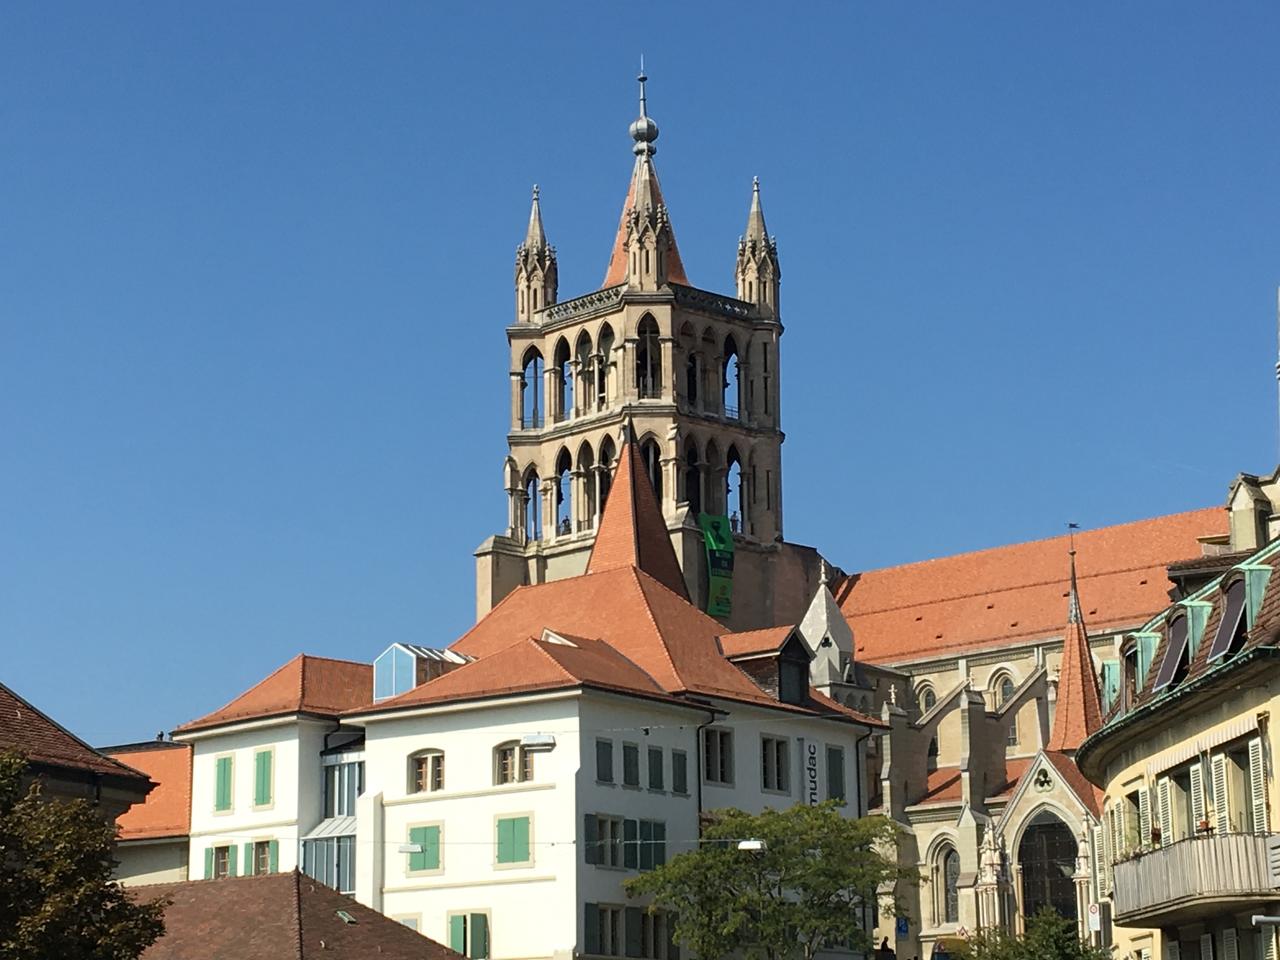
{"left": 474, "top": 72, "right": 823, "bottom": 629}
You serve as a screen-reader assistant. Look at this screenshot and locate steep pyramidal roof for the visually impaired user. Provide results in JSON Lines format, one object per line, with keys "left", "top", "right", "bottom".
{"left": 1046, "top": 550, "right": 1104, "bottom": 752}
{"left": 601, "top": 156, "right": 690, "bottom": 288}
{"left": 586, "top": 435, "right": 689, "bottom": 599}
{"left": 523, "top": 184, "right": 547, "bottom": 250}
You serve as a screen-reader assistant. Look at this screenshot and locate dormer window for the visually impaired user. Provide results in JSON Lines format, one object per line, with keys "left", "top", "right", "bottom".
{"left": 1121, "top": 644, "right": 1138, "bottom": 710}
{"left": 1153, "top": 614, "right": 1190, "bottom": 692}
{"left": 779, "top": 659, "right": 806, "bottom": 705}
{"left": 1208, "top": 578, "right": 1248, "bottom": 662}
{"left": 374, "top": 645, "right": 417, "bottom": 701}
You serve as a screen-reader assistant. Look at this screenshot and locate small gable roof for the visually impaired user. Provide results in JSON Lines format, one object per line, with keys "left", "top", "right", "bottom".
{"left": 174, "top": 655, "right": 372, "bottom": 734}
{"left": 136, "top": 871, "right": 460, "bottom": 959}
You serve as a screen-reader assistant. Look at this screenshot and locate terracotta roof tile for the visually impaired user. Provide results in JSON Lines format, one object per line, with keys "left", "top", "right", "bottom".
{"left": 988, "top": 757, "right": 1034, "bottom": 800}
{"left": 602, "top": 159, "right": 689, "bottom": 288}
{"left": 0, "top": 682, "right": 150, "bottom": 783}
{"left": 836, "top": 507, "right": 1226, "bottom": 663}
{"left": 1046, "top": 592, "right": 1103, "bottom": 752}
{"left": 175, "top": 656, "right": 372, "bottom": 734}
{"left": 136, "top": 870, "right": 460, "bottom": 959}
{"left": 104, "top": 742, "right": 192, "bottom": 841}
{"left": 1044, "top": 749, "right": 1103, "bottom": 817}
{"left": 587, "top": 438, "right": 688, "bottom": 599}
{"left": 917, "top": 766, "right": 962, "bottom": 805}
{"left": 718, "top": 626, "right": 794, "bottom": 658}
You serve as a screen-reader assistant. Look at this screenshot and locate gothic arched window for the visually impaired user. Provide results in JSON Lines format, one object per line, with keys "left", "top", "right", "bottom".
{"left": 521, "top": 348, "right": 544, "bottom": 429}
{"left": 640, "top": 438, "right": 663, "bottom": 503}
{"left": 1018, "top": 810, "right": 1078, "bottom": 920}
{"left": 937, "top": 845, "right": 960, "bottom": 925}
{"left": 636, "top": 316, "right": 661, "bottom": 399}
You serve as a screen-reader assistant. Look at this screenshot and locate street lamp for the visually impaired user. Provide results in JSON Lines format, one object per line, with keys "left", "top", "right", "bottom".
{"left": 738, "top": 839, "right": 766, "bottom": 852}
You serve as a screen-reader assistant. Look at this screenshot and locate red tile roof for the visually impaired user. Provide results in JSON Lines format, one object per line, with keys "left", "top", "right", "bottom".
{"left": 913, "top": 757, "right": 1035, "bottom": 807}
{"left": 718, "top": 626, "right": 793, "bottom": 658}
{"left": 104, "top": 742, "right": 192, "bottom": 841}
{"left": 0, "top": 682, "right": 151, "bottom": 784}
{"left": 137, "top": 871, "right": 460, "bottom": 959}
{"left": 1044, "top": 749, "right": 1103, "bottom": 817}
{"left": 1046, "top": 568, "right": 1103, "bottom": 753}
{"left": 586, "top": 437, "right": 688, "bottom": 599}
{"left": 836, "top": 507, "right": 1226, "bottom": 663}
{"left": 174, "top": 656, "right": 372, "bottom": 734}
{"left": 601, "top": 158, "right": 689, "bottom": 288}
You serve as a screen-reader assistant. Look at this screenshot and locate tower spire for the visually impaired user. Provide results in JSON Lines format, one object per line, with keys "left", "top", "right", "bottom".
{"left": 1047, "top": 528, "right": 1103, "bottom": 754}
{"left": 525, "top": 184, "right": 547, "bottom": 251}
{"left": 736, "top": 177, "right": 781, "bottom": 316}
{"left": 745, "top": 176, "right": 768, "bottom": 242}
{"left": 514, "top": 184, "right": 556, "bottom": 323}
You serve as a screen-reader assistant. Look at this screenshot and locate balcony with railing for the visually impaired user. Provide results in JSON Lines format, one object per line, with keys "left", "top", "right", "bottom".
{"left": 1111, "top": 832, "right": 1280, "bottom": 927}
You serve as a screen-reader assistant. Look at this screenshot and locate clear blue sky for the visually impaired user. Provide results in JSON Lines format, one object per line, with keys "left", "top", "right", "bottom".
{"left": 3, "top": 4, "right": 1278, "bottom": 745}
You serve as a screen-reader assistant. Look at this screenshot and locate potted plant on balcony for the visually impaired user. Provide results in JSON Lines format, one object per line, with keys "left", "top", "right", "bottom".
{"left": 1149, "top": 824, "right": 1162, "bottom": 847}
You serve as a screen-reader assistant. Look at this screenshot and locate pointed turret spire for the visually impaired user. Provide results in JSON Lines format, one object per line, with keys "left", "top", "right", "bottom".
{"left": 601, "top": 68, "right": 689, "bottom": 289}
{"left": 586, "top": 434, "right": 689, "bottom": 599}
{"left": 1046, "top": 539, "right": 1104, "bottom": 753}
{"left": 736, "top": 177, "right": 780, "bottom": 316}
{"left": 514, "top": 184, "right": 557, "bottom": 322}
{"left": 524, "top": 184, "right": 547, "bottom": 250}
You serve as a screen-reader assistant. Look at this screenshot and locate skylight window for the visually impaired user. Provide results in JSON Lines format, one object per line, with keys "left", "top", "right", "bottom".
{"left": 1207, "top": 579, "right": 1248, "bottom": 662}
{"left": 1153, "top": 615, "right": 1189, "bottom": 692}
{"left": 374, "top": 645, "right": 417, "bottom": 702}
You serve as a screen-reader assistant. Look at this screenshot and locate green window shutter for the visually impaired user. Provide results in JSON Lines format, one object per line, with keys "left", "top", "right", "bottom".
{"left": 623, "top": 819, "right": 638, "bottom": 869}
{"left": 625, "top": 907, "right": 643, "bottom": 958}
{"left": 654, "top": 821, "right": 666, "bottom": 867}
{"left": 469, "top": 913, "right": 489, "bottom": 959}
{"left": 584, "top": 903, "right": 601, "bottom": 955}
{"left": 639, "top": 820, "right": 654, "bottom": 871}
{"left": 648, "top": 747, "right": 664, "bottom": 790}
{"left": 227, "top": 846, "right": 238, "bottom": 877}
{"left": 624, "top": 744, "right": 640, "bottom": 786}
{"left": 667, "top": 912, "right": 680, "bottom": 960}
{"left": 215, "top": 756, "right": 232, "bottom": 811}
{"left": 512, "top": 816, "right": 530, "bottom": 863}
{"left": 268, "top": 840, "right": 279, "bottom": 873}
{"left": 672, "top": 752, "right": 687, "bottom": 794}
{"left": 584, "top": 814, "right": 600, "bottom": 865}
{"left": 204, "top": 847, "right": 214, "bottom": 880}
{"left": 424, "top": 825, "right": 440, "bottom": 870}
{"left": 449, "top": 915, "right": 467, "bottom": 954}
{"left": 243, "top": 842, "right": 255, "bottom": 876}
{"left": 409, "top": 826, "right": 428, "bottom": 872}
{"left": 827, "top": 746, "right": 846, "bottom": 801}
{"left": 597, "top": 740, "right": 614, "bottom": 782}
{"left": 496, "top": 818, "right": 510, "bottom": 862}
{"left": 254, "top": 751, "right": 272, "bottom": 806}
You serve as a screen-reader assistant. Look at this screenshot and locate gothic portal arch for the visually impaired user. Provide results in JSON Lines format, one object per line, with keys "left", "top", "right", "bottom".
{"left": 1016, "top": 808, "right": 1077, "bottom": 920}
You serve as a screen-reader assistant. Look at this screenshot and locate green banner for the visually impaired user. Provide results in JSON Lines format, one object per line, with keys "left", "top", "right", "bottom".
{"left": 698, "top": 513, "right": 735, "bottom": 618}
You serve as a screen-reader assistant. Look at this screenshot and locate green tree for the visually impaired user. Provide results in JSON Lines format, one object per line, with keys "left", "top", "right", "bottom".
{"left": 0, "top": 752, "right": 167, "bottom": 960}
{"left": 953, "top": 909, "right": 1111, "bottom": 960}
{"left": 625, "top": 802, "right": 914, "bottom": 960}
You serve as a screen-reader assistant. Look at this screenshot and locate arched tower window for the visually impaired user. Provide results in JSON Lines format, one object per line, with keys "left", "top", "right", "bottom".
{"left": 521, "top": 348, "right": 544, "bottom": 429}
{"left": 574, "top": 332, "right": 593, "bottom": 418}
{"left": 596, "top": 324, "right": 615, "bottom": 410}
{"left": 641, "top": 438, "right": 663, "bottom": 503}
{"left": 577, "top": 442, "right": 596, "bottom": 530}
{"left": 636, "top": 315, "right": 661, "bottom": 399}
{"left": 523, "top": 468, "right": 541, "bottom": 542}
{"left": 1018, "top": 810, "right": 1078, "bottom": 920}
{"left": 553, "top": 338, "right": 572, "bottom": 423}
{"left": 680, "top": 323, "right": 699, "bottom": 409}
{"left": 598, "top": 435, "right": 616, "bottom": 509}
{"left": 684, "top": 439, "right": 702, "bottom": 516}
{"left": 723, "top": 336, "right": 741, "bottom": 419}
{"left": 555, "top": 448, "right": 572, "bottom": 537}
{"left": 726, "top": 445, "right": 746, "bottom": 533}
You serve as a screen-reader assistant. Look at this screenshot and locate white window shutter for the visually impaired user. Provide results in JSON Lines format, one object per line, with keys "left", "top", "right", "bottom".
{"left": 1166, "top": 941, "right": 1181, "bottom": 960}
{"left": 1250, "top": 737, "right": 1268, "bottom": 832}
{"left": 1200, "top": 933, "right": 1213, "bottom": 960}
{"left": 1190, "top": 762, "right": 1206, "bottom": 830}
{"left": 1159, "top": 777, "right": 1173, "bottom": 840}
{"left": 1211, "top": 754, "right": 1230, "bottom": 833}
{"left": 1101, "top": 810, "right": 1113, "bottom": 894}
{"left": 1091, "top": 823, "right": 1104, "bottom": 898}
{"left": 1265, "top": 926, "right": 1277, "bottom": 960}
{"left": 1139, "top": 787, "right": 1152, "bottom": 846}
{"left": 1221, "top": 929, "right": 1238, "bottom": 960}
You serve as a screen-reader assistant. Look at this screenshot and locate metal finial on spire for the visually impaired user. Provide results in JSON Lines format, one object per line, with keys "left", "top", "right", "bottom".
{"left": 1067, "top": 522, "right": 1082, "bottom": 624}
{"left": 629, "top": 63, "right": 658, "bottom": 156}
{"left": 532, "top": 184, "right": 539, "bottom": 201}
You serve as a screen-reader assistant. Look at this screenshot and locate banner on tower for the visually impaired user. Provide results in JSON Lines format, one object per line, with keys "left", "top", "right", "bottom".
{"left": 698, "top": 513, "right": 735, "bottom": 618}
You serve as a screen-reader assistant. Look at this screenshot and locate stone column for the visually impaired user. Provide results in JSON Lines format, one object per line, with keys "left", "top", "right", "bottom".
{"left": 693, "top": 354, "right": 705, "bottom": 413}
{"left": 510, "top": 372, "right": 523, "bottom": 431}
{"left": 659, "top": 336, "right": 674, "bottom": 402}
{"left": 736, "top": 359, "right": 751, "bottom": 424}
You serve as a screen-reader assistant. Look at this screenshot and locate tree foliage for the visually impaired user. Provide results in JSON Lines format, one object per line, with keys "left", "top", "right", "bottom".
{"left": 625, "top": 802, "right": 914, "bottom": 960}
{"left": 953, "top": 909, "right": 1111, "bottom": 960}
{"left": 0, "top": 752, "right": 167, "bottom": 960}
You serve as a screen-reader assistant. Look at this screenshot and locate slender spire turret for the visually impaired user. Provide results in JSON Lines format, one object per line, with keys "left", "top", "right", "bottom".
{"left": 1047, "top": 530, "right": 1104, "bottom": 754}
{"left": 736, "top": 177, "right": 780, "bottom": 316}
{"left": 514, "top": 184, "right": 557, "bottom": 323}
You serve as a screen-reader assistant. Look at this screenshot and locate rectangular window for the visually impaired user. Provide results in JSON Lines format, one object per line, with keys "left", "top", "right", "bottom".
{"left": 302, "top": 834, "right": 355, "bottom": 894}
{"left": 703, "top": 728, "right": 733, "bottom": 785}
{"left": 639, "top": 910, "right": 670, "bottom": 959}
{"left": 449, "top": 913, "right": 490, "bottom": 960}
{"left": 586, "top": 814, "right": 625, "bottom": 868}
{"left": 597, "top": 739, "right": 615, "bottom": 783}
{"left": 496, "top": 815, "right": 531, "bottom": 865}
{"left": 585, "top": 904, "right": 625, "bottom": 957}
{"left": 761, "top": 735, "right": 789, "bottom": 793}
{"left": 672, "top": 750, "right": 689, "bottom": 795}
{"left": 251, "top": 839, "right": 276, "bottom": 876}
{"left": 214, "top": 755, "right": 233, "bottom": 812}
{"left": 253, "top": 749, "right": 273, "bottom": 807}
{"left": 323, "top": 760, "right": 364, "bottom": 818}
{"left": 408, "top": 824, "right": 441, "bottom": 873}
{"left": 413, "top": 752, "right": 444, "bottom": 793}
{"left": 638, "top": 819, "right": 667, "bottom": 871}
{"left": 623, "top": 743, "right": 641, "bottom": 787}
{"left": 211, "top": 844, "right": 234, "bottom": 879}
{"left": 826, "top": 745, "right": 846, "bottom": 802}
{"left": 648, "top": 746, "right": 664, "bottom": 791}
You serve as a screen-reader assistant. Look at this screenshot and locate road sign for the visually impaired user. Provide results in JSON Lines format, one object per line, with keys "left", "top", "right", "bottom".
{"left": 896, "top": 918, "right": 909, "bottom": 938}
{"left": 1088, "top": 903, "right": 1101, "bottom": 932}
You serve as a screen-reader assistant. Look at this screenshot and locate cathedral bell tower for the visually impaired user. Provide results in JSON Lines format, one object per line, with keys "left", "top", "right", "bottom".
{"left": 474, "top": 71, "right": 818, "bottom": 630}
